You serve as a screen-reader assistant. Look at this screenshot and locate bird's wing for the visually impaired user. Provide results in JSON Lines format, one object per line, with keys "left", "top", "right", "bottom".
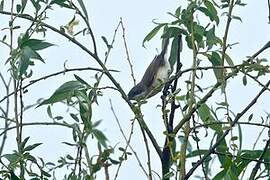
{"left": 140, "top": 55, "right": 162, "bottom": 88}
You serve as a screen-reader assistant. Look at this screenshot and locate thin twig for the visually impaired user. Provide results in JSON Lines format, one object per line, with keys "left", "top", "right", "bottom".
{"left": 120, "top": 18, "right": 136, "bottom": 85}
{"left": 109, "top": 100, "right": 148, "bottom": 176}
{"left": 192, "top": 116, "right": 209, "bottom": 180}
{"left": 69, "top": 0, "right": 98, "bottom": 55}
{"left": 0, "top": 122, "right": 73, "bottom": 137}
{"left": 0, "top": 73, "right": 11, "bottom": 155}
{"left": 140, "top": 126, "right": 153, "bottom": 180}
{"left": 173, "top": 40, "right": 270, "bottom": 135}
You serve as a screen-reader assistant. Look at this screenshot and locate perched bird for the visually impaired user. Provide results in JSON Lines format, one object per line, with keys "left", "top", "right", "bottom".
{"left": 128, "top": 38, "right": 171, "bottom": 100}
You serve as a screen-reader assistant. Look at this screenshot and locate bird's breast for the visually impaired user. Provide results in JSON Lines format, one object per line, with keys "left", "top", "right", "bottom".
{"left": 152, "top": 60, "right": 171, "bottom": 87}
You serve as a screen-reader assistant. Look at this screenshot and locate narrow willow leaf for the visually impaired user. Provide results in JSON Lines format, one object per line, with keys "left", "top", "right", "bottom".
{"left": 162, "top": 26, "right": 188, "bottom": 38}
{"left": 207, "top": 52, "right": 223, "bottom": 82}
{"left": 101, "top": 36, "right": 112, "bottom": 48}
{"left": 224, "top": 53, "right": 234, "bottom": 66}
{"left": 216, "top": 132, "right": 230, "bottom": 168}
{"left": 92, "top": 129, "right": 107, "bottom": 148}
{"left": 168, "top": 37, "right": 179, "bottom": 68}
{"left": 142, "top": 24, "right": 164, "bottom": 47}
{"left": 38, "top": 81, "right": 85, "bottom": 107}
{"left": 47, "top": 105, "right": 53, "bottom": 118}
{"left": 186, "top": 150, "right": 209, "bottom": 158}
{"left": 16, "top": 4, "right": 22, "bottom": 13}
{"left": 231, "top": 15, "right": 242, "bottom": 22}
{"left": 10, "top": 171, "right": 20, "bottom": 180}
{"left": 198, "top": 103, "right": 222, "bottom": 133}
{"left": 242, "top": 75, "right": 247, "bottom": 86}
{"left": 204, "top": 0, "right": 219, "bottom": 24}
{"left": 24, "top": 143, "right": 42, "bottom": 151}
{"left": 74, "top": 74, "right": 91, "bottom": 87}
{"left": 21, "top": 0, "right": 27, "bottom": 12}
{"left": 0, "top": 0, "right": 4, "bottom": 11}
{"left": 21, "top": 39, "right": 54, "bottom": 51}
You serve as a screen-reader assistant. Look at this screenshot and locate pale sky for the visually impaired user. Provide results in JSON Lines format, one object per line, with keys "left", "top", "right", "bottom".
{"left": 0, "top": 0, "right": 270, "bottom": 179}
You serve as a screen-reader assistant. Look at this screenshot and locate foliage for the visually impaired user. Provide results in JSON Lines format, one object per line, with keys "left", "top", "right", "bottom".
{"left": 0, "top": 0, "right": 269, "bottom": 180}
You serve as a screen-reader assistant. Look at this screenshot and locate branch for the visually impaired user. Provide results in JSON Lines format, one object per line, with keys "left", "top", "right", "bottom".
{"left": 69, "top": 1, "right": 98, "bottom": 55}
{"left": 109, "top": 100, "right": 148, "bottom": 179}
{"left": 119, "top": 18, "right": 136, "bottom": 85}
{"left": 0, "top": 122, "right": 73, "bottom": 137}
{"left": 249, "top": 133, "right": 270, "bottom": 179}
{"left": 0, "top": 67, "right": 118, "bottom": 104}
{"left": 0, "top": 11, "right": 163, "bottom": 163}
{"left": 184, "top": 80, "right": 270, "bottom": 179}
{"left": 173, "top": 40, "right": 270, "bottom": 135}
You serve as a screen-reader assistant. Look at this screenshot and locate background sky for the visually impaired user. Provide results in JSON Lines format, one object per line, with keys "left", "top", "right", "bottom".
{"left": 0, "top": 0, "right": 270, "bottom": 179}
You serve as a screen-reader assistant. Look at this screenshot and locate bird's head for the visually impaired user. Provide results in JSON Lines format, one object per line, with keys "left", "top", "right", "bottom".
{"left": 128, "top": 83, "right": 147, "bottom": 100}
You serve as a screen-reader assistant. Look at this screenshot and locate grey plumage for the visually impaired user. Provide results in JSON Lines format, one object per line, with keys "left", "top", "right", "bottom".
{"left": 128, "top": 38, "right": 171, "bottom": 100}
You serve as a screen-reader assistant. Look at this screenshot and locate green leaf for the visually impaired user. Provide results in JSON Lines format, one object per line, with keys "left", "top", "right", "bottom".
{"left": 18, "top": 46, "right": 35, "bottom": 75}
{"left": 92, "top": 129, "right": 107, "bottom": 148}
{"left": 77, "top": 0, "right": 89, "bottom": 20}
{"left": 0, "top": 0, "right": 4, "bottom": 11}
{"left": 198, "top": 103, "right": 222, "bottom": 133}
{"left": 54, "top": 116, "right": 63, "bottom": 120}
{"left": 38, "top": 81, "right": 85, "bottom": 107}
{"left": 101, "top": 36, "right": 111, "bottom": 48}
{"left": 70, "top": 113, "right": 79, "bottom": 122}
{"left": 24, "top": 143, "right": 42, "bottom": 151}
{"left": 74, "top": 74, "right": 91, "bottom": 87}
{"left": 207, "top": 52, "right": 223, "bottom": 82}
{"left": 41, "top": 170, "right": 51, "bottom": 177}
{"left": 21, "top": 39, "right": 54, "bottom": 51}
{"left": 193, "top": 23, "right": 205, "bottom": 47}
{"left": 213, "top": 169, "right": 226, "bottom": 180}
{"left": 162, "top": 26, "right": 188, "bottom": 38}
{"left": 204, "top": 0, "right": 219, "bottom": 24}
{"left": 231, "top": 15, "right": 242, "bottom": 22}
{"left": 30, "top": 0, "right": 41, "bottom": 11}
{"left": 168, "top": 37, "right": 179, "bottom": 68}
{"left": 206, "top": 26, "right": 222, "bottom": 49}
{"left": 216, "top": 133, "right": 230, "bottom": 168}
{"left": 16, "top": 4, "right": 22, "bottom": 13}
{"left": 242, "top": 75, "right": 247, "bottom": 86}
{"left": 224, "top": 53, "right": 234, "bottom": 66}
{"left": 10, "top": 171, "right": 20, "bottom": 180}
{"left": 47, "top": 105, "right": 53, "bottom": 118}
{"left": 4, "top": 153, "right": 20, "bottom": 164}
{"left": 20, "top": 136, "right": 30, "bottom": 151}
{"left": 79, "top": 101, "right": 92, "bottom": 126}
{"left": 21, "top": 0, "right": 27, "bottom": 12}
{"left": 186, "top": 150, "right": 209, "bottom": 158}
{"left": 142, "top": 24, "right": 164, "bottom": 47}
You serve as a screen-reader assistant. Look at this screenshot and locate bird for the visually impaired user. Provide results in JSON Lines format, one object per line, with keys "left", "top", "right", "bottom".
{"left": 128, "top": 38, "right": 171, "bottom": 100}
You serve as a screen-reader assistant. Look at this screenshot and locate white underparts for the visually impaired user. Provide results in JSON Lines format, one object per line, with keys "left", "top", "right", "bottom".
{"left": 153, "top": 56, "right": 171, "bottom": 87}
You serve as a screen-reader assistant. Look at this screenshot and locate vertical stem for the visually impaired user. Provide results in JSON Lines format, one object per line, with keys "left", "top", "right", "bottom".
{"left": 179, "top": 14, "right": 197, "bottom": 180}
{"left": 220, "top": 0, "right": 235, "bottom": 155}
{"left": 9, "top": 0, "right": 24, "bottom": 178}
{"left": 140, "top": 126, "right": 153, "bottom": 180}
{"left": 0, "top": 75, "right": 11, "bottom": 155}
